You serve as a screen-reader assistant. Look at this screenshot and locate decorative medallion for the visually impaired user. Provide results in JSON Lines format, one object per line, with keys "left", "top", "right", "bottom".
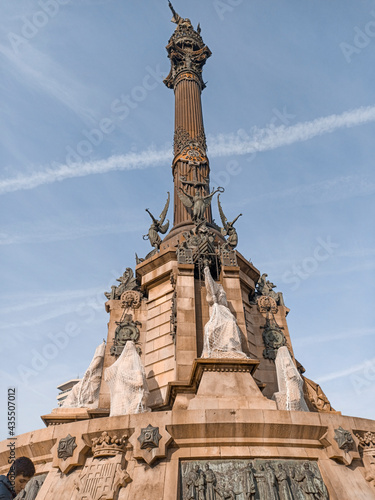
{"left": 130, "top": 424, "right": 172, "bottom": 465}
{"left": 261, "top": 313, "right": 287, "bottom": 360}
{"left": 57, "top": 434, "right": 77, "bottom": 460}
{"left": 334, "top": 426, "right": 355, "bottom": 452}
{"left": 137, "top": 424, "right": 162, "bottom": 450}
{"left": 257, "top": 295, "right": 278, "bottom": 314}
{"left": 121, "top": 290, "right": 141, "bottom": 309}
{"left": 180, "top": 459, "right": 329, "bottom": 500}
{"left": 52, "top": 433, "right": 89, "bottom": 474}
{"left": 110, "top": 314, "right": 140, "bottom": 357}
{"left": 320, "top": 425, "right": 359, "bottom": 466}
{"left": 179, "top": 147, "right": 207, "bottom": 164}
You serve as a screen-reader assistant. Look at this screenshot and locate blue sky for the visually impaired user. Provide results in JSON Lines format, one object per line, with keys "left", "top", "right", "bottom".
{"left": 0, "top": 1, "right": 374, "bottom": 439}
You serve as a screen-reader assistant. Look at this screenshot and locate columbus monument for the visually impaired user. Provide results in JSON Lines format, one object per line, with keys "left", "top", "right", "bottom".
{"left": 1, "top": 4, "right": 375, "bottom": 500}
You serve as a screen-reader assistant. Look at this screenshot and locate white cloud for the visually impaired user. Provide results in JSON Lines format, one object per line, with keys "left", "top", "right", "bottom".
{"left": 0, "top": 149, "right": 170, "bottom": 194}
{"left": 315, "top": 357, "right": 375, "bottom": 383}
{"left": 208, "top": 105, "right": 375, "bottom": 156}
{"left": 0, "top": 222, "right": 139, "bottom": 246}
{"left": 1, "top": 105, "right": 375, "bottom": 195}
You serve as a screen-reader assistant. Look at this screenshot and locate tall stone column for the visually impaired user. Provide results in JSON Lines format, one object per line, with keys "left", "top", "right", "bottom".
{"left": 164, "top": 7, "right": 212, "bottom": 229}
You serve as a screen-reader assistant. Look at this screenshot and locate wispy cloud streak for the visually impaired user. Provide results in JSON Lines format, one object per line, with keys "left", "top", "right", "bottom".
{"left": 209, "top": 104, "right": 375, "bottom": 156}
{"left": 0, "top": 149, "right": 171, "bottom": 194}
{"left": 315, "top": 357, "right": 375, "bottom": 383}
{"left": 1, "top": 105, "right": 375, "bottom": 195}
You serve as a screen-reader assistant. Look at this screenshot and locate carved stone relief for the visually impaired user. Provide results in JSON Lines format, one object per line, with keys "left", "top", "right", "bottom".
{"left": 334, "top": 426, "right": 355, "bottom": 453}
{"left": 180, "top": 459, "right": 329, "bottom": 500}
{"left": 121, "top": 290, "right": 142, "bottom": 309}
{"left": 355, "top": 431, "right": 375, "bottom": 488}
{"left": 57, "top": 434, "right": 77, "bottom": 460}
{"left": 91, "top": 431, "right": 128, "bottom": 457}
{"left": 302, "top": 375, "right": 336, "bottom": 413}
{"left": 137, "top": 424, "right": 162, "bottom": 450}
{"left": 110, "top": 314, "right": 141, "bottom": 357}
{"left": 129, "top": 424, "right": 172, "bottom": 466}
{"left": 177, "top": 221, "right": 221, "bottom": 279}
{"left": 174, "top": 126, "right": 207, "bottom": 156}
{"left": 52, "top": 433, "right": 90, "bottom": 474}
{"left": 170, "top": 271, "right": 177, "bottom": 344}
{"left": 74, "top": 431, "right": 131, "bottom": 500}
{"left": 221, "top": 248, "right": 237, "bottom": 267}
{"left": 319, "top": 425, "right": 359, "bottom": 466}
{"left": 261, "top": 312, "right": 287, "bottom": 360}
{"left": 257, "top": 296, "right": 278, "bottom": 315}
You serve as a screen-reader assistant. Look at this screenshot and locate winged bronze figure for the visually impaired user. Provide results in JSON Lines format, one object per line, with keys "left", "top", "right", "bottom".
{"left": 217, "top": 194, "right": 242, "bottom": 249}
{"left": 143, "top": 192, "right": 170, "bottom": 250}
{"left": 178, "top": 186, "right": 224, "bottom": 222}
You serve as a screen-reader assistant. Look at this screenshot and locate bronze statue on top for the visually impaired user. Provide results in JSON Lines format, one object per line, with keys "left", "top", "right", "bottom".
{"left": 217, "top": 194, "right": 242, "bottom": 250}
{"left": 177, "top": 186, "right": 224, "bottom": 222}
{"left": 143, "top": 192, "right": 170, "bottom": 250}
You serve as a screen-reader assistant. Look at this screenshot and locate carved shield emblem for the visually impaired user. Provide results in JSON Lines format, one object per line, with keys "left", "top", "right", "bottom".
{"left": 76, "top": 454, "right": 131, "bottom": 500}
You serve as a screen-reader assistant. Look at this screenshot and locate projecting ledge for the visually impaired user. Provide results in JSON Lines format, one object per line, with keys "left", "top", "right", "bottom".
{"left": 154, "top": 358, "right": 267, "bottom": 411}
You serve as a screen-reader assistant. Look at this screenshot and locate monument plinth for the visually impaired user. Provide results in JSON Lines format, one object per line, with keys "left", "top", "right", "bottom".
{"left": 1, "top": 4, "right": 375, "bottom": 500}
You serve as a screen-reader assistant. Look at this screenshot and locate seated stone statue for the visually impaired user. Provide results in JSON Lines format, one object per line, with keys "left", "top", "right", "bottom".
{"left": 61, "top": 341, "right": 105, "bottom": 409}
{"left": 201, "top": 265, "right": 247, "bottom": 359}
{"left": 104, "top": 341, "right": 150, "bottom": 416}
{"left": 273, "top": 346, "right": 309, "bottom": 412}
